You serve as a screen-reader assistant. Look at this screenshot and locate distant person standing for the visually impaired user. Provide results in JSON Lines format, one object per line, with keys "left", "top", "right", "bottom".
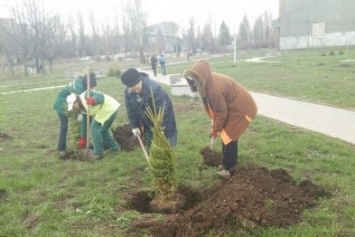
{"left": 150, "top": 54, "right": 158, "bottom": 77}
{"left": 159, "top": 52, "right": 166, "bottom": 76}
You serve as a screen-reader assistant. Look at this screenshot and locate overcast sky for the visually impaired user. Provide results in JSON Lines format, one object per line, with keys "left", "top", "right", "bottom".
{"left": 1, "top": 0, "right": 279, "bottom": 33}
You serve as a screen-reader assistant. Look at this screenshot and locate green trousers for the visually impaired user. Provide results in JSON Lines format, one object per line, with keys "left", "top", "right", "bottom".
{"left": 91, "top": 111, "right": 120, "bottom": 155}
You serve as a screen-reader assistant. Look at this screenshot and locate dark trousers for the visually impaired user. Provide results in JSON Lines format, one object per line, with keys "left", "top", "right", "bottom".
{"left": 57, "top": 112, "right": 68, "bottom": 152}
{"left": 222, "top": 140, "right": 238, "bottom": 170}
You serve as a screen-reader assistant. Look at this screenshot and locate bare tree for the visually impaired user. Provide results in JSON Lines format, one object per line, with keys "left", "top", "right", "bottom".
{"left": 5, "top": 0, "right": 38, "bottom": 76}
{"left": 40, "top": 15, "right": 64, "bottom": 73}
{"left": 2, "top": 0, "right": 63, "bottom": 76}
{"left": 252, "top": 16, "right": 264, "bottom": 48}
{"left": 77, "top": 12, "right": 86, "bottom": 57}
{"left": 121, "top": 13, "right": 134, "bottom": 54}
{"left": 187, "top": 17, "right": 197, "bottom": 54}
{"left": 112, "top": 6, "right": 122, "bottom": 54}
{"left": 88, "top": 11, "right": 99, "bottom": 56}
{"left": 67, "top": 14, "right": 78, "bottom": 58}
{"left": 0, "top": 18, "right": 17, "bottom": 74}
{"left": 123, "top": 0, "right": 147, "bottom": 64}
{"left": 202, "top": 23, "right": 215, "bottom": 53}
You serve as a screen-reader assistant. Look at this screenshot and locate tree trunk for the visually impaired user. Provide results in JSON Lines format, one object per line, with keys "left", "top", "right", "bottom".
{"left": 139, "top": 47, "right": 146, "bottom": 64}
{"left": 35, "top": 56, "right": 40, "bottom": 73}
{"left": 23, "top": 63, "right": 28, "bottom": 77}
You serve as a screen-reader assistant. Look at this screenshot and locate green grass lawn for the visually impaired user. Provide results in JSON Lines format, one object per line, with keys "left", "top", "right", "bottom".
{"left": 0, "top": 48, "right": 354, "bottom": 236}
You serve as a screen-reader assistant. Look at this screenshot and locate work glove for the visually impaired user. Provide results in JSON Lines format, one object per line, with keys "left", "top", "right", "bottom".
{"left": 132, "top": 128, "right": 141, "bottom": 136}
{"left": 77, "top": 137, "right": 86, "bottom": 148}
{"left": 86, "top": 97, "right": 95, "bottom": 105}
{"left": 210, "top": 130, "right": 218, "bottom": 138}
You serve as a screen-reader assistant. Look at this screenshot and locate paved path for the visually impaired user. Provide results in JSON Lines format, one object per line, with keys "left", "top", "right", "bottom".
{"left": 251, "top": 92, "right": 355, "bottom": 146}
{"left": 140, "top": 69, "right": 355, "bottom": 146}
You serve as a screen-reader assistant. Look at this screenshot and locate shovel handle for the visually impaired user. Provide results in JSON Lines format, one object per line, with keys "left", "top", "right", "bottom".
{"left": 136, "top": 134, "right": 150, "bottom": 166}
{"left": 209, "top": 136, "right": 215, "bottom": 150}
{"left": 209, "top": 119, "right": 215, "bottom": 150}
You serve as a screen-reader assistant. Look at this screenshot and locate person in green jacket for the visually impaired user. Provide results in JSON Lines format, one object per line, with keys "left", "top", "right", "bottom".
{"left": 68, "top": 90, "right": 121, "bottom": 160}
{"left": 53, "top": 73, "right": 96, "bottom": 158}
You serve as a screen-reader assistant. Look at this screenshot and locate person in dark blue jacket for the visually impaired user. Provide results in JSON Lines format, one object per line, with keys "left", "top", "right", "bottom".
{"left": 121, "top": 68, "right": 177, "bottom": 150}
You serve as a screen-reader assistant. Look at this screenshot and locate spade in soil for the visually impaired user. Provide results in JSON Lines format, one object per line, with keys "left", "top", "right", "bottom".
{"left": 128, "top": 163, "right": 330, "bottom": 237}
{"left": 124, "top": 127, "right": 330, "bottom": 236}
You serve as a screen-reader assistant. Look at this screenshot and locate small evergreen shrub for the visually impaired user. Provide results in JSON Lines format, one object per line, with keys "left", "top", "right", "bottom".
{"left": 107, "top": 66, "right": 122, "bottom": 78}
{"left": 338, "top": 49, "right": 345, "bottom": 55}
{"left": 145, "top": 90, "right": 177, "bottom": 200}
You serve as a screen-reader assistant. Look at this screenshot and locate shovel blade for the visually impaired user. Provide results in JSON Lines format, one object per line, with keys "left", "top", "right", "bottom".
{"left": 129, "top": 135, "right": 137, "bottom": 146}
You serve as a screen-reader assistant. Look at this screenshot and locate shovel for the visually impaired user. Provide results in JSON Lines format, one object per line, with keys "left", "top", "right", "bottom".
{"left": 134, "top": 134, "right": 150, "bottom": 166}
{"left": 209, "top": 136, "right": 215, "bottom": 150}
{"left": 129, "top": 134, "right": 137, "bottom": 146}
{"left": 209, "top": 119, "right": 215, "bottom": 150}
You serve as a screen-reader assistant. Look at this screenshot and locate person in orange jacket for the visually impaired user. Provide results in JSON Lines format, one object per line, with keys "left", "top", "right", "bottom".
{"left": 183, "top": 60, "right": 257, "bottom": 178}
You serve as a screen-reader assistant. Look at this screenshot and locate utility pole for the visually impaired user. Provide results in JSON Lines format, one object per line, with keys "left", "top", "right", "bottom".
{"left": 233, "top": 31, "right": 236, "bottom": 64}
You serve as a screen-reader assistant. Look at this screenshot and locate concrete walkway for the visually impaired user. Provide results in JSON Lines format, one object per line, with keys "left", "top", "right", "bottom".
{"left": 251, "top": 92, "right": 355, "bottom": 146}
{"left": 140, "top": 69, "right": 355, "bottom": 146}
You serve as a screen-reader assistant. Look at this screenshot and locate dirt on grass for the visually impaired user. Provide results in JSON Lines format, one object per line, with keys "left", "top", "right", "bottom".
{"left": 112, "top": 124, "right": 139, "bottom": 151}
{"left": 59, "top": 103, "right": 330, "bottom": 236}
{"left": 127, "top": 162, "right": 329, "bottom": 237}
{"left": 116, "top": 103, "right": 329, "bottom": 236}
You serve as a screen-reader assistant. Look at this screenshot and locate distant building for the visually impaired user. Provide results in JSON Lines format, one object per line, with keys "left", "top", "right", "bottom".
{"left": 272, "top": 0, "right": 355, "bottom": 49}
{"left": 144, "top": 21, "right": 182, "bottom": 54}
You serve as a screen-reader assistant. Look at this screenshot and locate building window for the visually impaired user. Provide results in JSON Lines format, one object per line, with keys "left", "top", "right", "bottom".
{"left": 312, "top": 23, "right": 325, "bottom": 39}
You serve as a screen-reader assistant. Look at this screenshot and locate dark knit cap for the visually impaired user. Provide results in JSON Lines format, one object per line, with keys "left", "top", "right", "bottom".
{"left": 121, "top": 68, "right": 141, "bottom": 87}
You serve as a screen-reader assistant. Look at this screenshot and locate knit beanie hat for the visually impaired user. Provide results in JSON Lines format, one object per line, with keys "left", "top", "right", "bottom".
{"left": 121, "top": 68, "right": 141, "bottom": 87}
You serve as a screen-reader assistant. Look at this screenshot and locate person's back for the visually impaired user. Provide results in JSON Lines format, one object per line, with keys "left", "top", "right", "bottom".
{"left": 151, "top": 55, "right": 157, "bottom": 67}
{"left": 150, "top": 55, "right": 158, "bottom": 76}
{"left": 159, "top": 55, "right": 165, "bottom": 65}
{"left": 159, "top": 54, "right": 166, "bottom": 75}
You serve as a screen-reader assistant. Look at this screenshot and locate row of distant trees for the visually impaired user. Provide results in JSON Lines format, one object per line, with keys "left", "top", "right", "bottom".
{"left": 0, "top": 0, "right": 276, "bottom": 76}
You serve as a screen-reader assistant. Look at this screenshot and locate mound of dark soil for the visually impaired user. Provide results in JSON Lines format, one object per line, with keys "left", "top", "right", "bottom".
{"left": 112, "top": 124, "right": 139, "bottom": 151}
{"left": 131, "top": 163, "right": 329, "bottom": 237}
{"left": 200, "top": 146, "right": 222, "bottom": 167}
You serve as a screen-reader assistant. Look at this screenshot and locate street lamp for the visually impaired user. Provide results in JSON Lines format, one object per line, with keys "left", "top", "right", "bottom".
{"left": 233, "top": 30, "right": 236, "bottom": 64}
